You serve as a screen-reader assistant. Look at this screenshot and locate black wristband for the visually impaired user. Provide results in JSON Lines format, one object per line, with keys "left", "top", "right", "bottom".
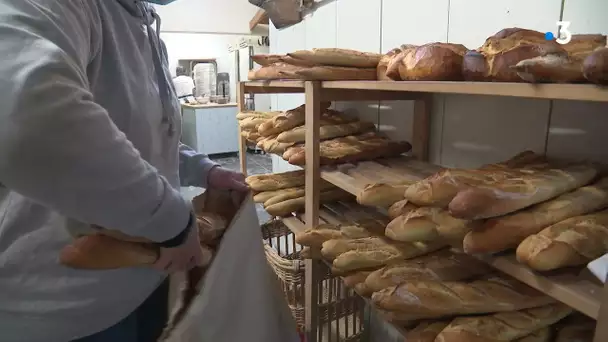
{"left": 156, "top": 211, "right": 194, "bottom": 248}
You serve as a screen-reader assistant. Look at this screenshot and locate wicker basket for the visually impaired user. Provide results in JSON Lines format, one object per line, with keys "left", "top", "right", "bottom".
{"left": 261, "top": 220, "right": 365, "bottom": 342}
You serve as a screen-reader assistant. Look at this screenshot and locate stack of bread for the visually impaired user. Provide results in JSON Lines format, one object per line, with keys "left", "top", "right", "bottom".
{"left": 248, "top": 48, "right": 382, "bottom": 81}
{"left": 237, "top": 104, "right": 412, "bottom": 165}
{"left": 247, "top": 170, "right": 352, "bottom": 217}
{"left": 377, "top": 28, "right": 608, "bottom": 84}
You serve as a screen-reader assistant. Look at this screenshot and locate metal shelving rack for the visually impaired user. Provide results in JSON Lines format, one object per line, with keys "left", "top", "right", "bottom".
{"left": 238, "top": 79, "right": 608, "bottom": 342}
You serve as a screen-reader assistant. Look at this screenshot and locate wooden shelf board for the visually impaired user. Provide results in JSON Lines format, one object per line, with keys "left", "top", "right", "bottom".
{"left": 323, "top": 81, "right": 608, "bottom": 102}
{"left": 243, "top": 80, "right": 305, "bottom": 94}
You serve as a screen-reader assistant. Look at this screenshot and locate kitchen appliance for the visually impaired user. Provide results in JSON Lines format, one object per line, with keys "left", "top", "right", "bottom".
{"left": 217, "top": 72, "right": 230, "bottom": 101}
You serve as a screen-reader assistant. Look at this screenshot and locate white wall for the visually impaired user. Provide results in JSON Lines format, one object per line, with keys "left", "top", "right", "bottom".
{"left": 270, "top": 0, "right": 608, "bottom": 174}
{"left": 154, "top": 0, "right": 260, "bottom": 34}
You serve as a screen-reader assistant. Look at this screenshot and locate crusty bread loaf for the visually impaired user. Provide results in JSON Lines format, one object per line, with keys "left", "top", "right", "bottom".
{"left": 371, "top": 276, "right": 555, "bottom": 320}
{"left": 295, "top": 220, "right": 384, "bottom": 248}
{"left": 257, "top": 105, "right": 306, "bottom": 137}
{"left": 449, "top": 163, "right": 598, "bottom": 220}
{"left": 377, "top": 47, "right": 404, "bottom": 80}
{"left": 343, "top": 271, "right": 374, "bottom": 288}
{"left": 387, "top": 43, "right": 468, "bottom": 81}
{"left": 516, "top": 208, "right": 608, "bottom": 271}
{"left": 464, "top": 177, "right": 608, "bottom": 254}
{"left": 238, "top": 116, "right": 268, "bottom": 130}
{"left": 385, "top": 207, "right": 479, "bottom": 243}
{"left": 276, "top": 121, "right": 375, "bottom": 144}
{"left": 434, "top": 304, "right": 571, "bottom": 342}
{"left": 515, "top": 328, "right": 552, "bottom": 342}
{"left": 563, "top": 34, "right": 607, "bottom": 61}
{"left": 264, "top": 188, "right": 352, "bottom": 217}
{"left": 356, "top": 182, "right": 410, "bottom": 208}
{"left": 285, "top": 133, "right": 411, "bottom": 166}
{"left": 246, "top": 170, "right": 305, "bottom": 191}
{"left": 514, "top": 52, "right": 586, "bottom": 83}
{"left": 287, "top": 48, "right": 382, "bottom": 68}
{"left": 196, "top": 214, "right": 228, "bottom": 243}
{"left": 387, "top": 199, "right": 418, "bottom": 219}
{"left": 253, "top": 187, "right": 298, "bottom": 204}
{"left": 583, "top": 47, "right": 608, "bottom": 85}
{"left": 294, "top": 65, "right": 378, "bottom": 81}
{"left": 251, "top": 54, "right": 285, "bottom": 66}
{"left": 256, "top": 135, "right": 295, "bottom": 154}
{"left": 462, "top": 28, "right": 565, "bottom": 82}
{"left": 325, "top": 237, "right": 446, "bottom": 272}
{"left": 404, "top": 151, "right": 547, "bottom": 207}
{"left": 354, "top": 282, "right": 374, "bottom": 297}
{"left": 364, "top": 249, "right": 490, "bottom": 292}
{"left": 405, "top": 321, "right": 450, "bottom": 342}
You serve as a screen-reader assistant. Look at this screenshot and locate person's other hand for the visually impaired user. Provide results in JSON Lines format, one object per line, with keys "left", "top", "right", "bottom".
{"left": 153, "top": 227, "right": 212, "bottom": 273}
{"left": 207, "top": 166, "right": 248, "bottom": 192}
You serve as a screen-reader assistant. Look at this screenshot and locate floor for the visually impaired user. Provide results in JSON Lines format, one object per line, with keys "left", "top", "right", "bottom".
{"left": 210, "top": 151, "right": 272, "bottom": 223}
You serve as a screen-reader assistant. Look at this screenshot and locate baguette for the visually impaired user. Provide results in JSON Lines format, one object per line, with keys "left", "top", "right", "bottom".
{"left": 449, "top": 163, "right": 598, "bottom": 220}
{"left": 253, "top": 187, "right": 299, "bottom": 204}
{"left": 257, "top": 135, "right": 295, "bottom": 154}
{"left": 356, "top": 183, "right": 409, "bottom": 208}
{"left": 247, "top": 63, "right": 306, "bottom": 80}
{"left": 287, "top": 48, "right": 382, "bottom": 68}
{"left": 250, "top": 54, "right": 285, "bottom": 66}
{"left": 257, "top": 105, "right": 306, "bottom": 137}
{"left": 246, "top": 170, "right": 305, "bottom": 192}
{"left": 276, "top": 121, "right": 375, "bottom": 144}
{"left": 236, "top": 110, "right": 280, "bottom": 121}
{"left": 286, "top": 133, "right": 411, "bottom": 166}
{"left": 238, "top": 116, "right": 268, "bottom": 130}
{"left": 263, "top": 188, "right": 306, "bottom": 207}
{"left": 343, "top": 271, "right": 374, "bottom": 288}
{"left": 364, "top": 249, "right": 491, "bottom": 292}
{"left": 264, "top": 189, "right": 351, "bottom": 217}
{"left": 385, "top": 207, "right": 479, "bottom": 243}
{"left": 387, "top": 199, "right": 418, "bottom": 219}
{"left": 464, "top": 177, "right": 608, "bottom": 254}
{"left": 404, "top": 321, "right": 450, "bottom": 342}
{"left": 515, "top": 328, "right": 552, "bottom": 342}
{"left": 404, "top": 151, "right": 548, "bottom": 207}
{"left": 330, "top": 239, "right": 446, "bottom": 272}
{"left": 516, "top": 208, "right": 608, "bottom": 271}
{"left": 514, "top": 52, "right": 586, "bottom": 83}
{"left": 371, "top": 276, "right": 555, "bottom": 320}
{"left": 354, "top": 282, "right": 374, "bottom": 297}
{"left": 434, "top": 304, "right": 572, "bottom": 342}
{"left": 377, "top": 47, "right": 404, "bottom": 81}
{"left": 295, "top": 221, "right": 382, "bottom": 248}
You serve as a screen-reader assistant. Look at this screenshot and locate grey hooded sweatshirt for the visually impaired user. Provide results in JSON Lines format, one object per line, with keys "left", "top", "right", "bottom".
{"left": 0, "top": 0, "right": 218, "bottom": 341}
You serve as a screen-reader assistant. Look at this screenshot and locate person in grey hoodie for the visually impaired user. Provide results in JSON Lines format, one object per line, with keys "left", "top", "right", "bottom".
{"left": 0, "top": 0, "right": 249, "bottom": 341}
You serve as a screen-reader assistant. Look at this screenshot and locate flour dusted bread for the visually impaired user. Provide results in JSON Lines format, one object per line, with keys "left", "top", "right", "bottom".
{"left": 288, "top": 48, "right": 382, "bottom": 68}
{"left": 285, "top": 132, "right": 411, "bottom": 166}
{"left": 449, "top": 163, "right": 598, "bottom": 220}
{"left": 294, "top": 65, "right": 377, "bottom": 81}
{"left": 387, "top": 199, "right": 418, "bottom": 219}
{"left": 387, "top": 43, "right": 468, "bottom": 81}
{"left": 583, "top": 47, "right": 608, "bottom": 85}
{"left": 463, "top": 28, "right": 565, "bottom": 82}
{"left": 464, "top": 177, "right": 608, "bottom": 254}
{"left": 404, "top": 151, "right": 547, "bottom": 207}
{"left": 516, "top": 208, "right": 608, "bottom": 271}
{"left": 356, "top": 182, "right": 410, "bottom": 207}
{"left": 371, "top": 276, "right": 555, "bottom": 320}
{"left": 405, "top": 321, "right": 449, "bottom": 342}
{"left": 364, "top": 249, "right": 490, "bottom": 292}
{"left": 276, "top": 120, "right": 375, "bottom": 144}
{"left": 435, "top": 304, "right": 571, "bottom": 342}
{"left": 386, "top": 206, "right": 479, "bottom": 243}
{"left": 246, "top": 170, "right": 305, "bottom": 191}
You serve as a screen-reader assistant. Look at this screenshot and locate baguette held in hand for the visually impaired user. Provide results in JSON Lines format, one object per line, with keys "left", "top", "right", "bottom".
{"left": 364, "top": 249, "right": 491, "bottom": 292}
{"left": 449, "top": 163, "right": 598, "bottom": 220}
{"left": 371, "top": 276, "right": 554, "bottom": 320}
{"left": 464, "top": 177, "right": 608, "bottom": 254}
{"left": 434, "top": 303, "right": 572, "bottom": 342}
{"left": 516, "top": 209, "right": 608, "bottom": 271}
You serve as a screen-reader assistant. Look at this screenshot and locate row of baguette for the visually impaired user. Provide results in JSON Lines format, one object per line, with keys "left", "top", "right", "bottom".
{"left": 237, "top": 103, "right": 411, "bottom": 166}
{"left": 249, "top": 28, "right": 608, "bottom": 84}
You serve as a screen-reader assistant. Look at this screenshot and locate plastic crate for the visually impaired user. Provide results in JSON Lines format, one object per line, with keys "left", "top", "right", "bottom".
{"left": 261, "top": 220, "right": 366, "bottom": 342}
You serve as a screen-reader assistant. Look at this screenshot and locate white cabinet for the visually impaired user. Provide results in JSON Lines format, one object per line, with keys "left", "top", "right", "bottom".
{"left": 181, "top": 104, "right": 239, "bottom": 155}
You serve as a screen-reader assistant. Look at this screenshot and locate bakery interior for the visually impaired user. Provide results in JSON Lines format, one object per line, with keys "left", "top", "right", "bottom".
{"left": 90, "top": 0, "right": 608, "bottom": 341}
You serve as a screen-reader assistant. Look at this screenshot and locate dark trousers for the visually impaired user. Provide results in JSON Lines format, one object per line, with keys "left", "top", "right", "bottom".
{"left": 73, "top": 280, "right": 169, "bottom": 342}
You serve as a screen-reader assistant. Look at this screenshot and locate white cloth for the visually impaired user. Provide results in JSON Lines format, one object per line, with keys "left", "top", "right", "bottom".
{"left": 165, "top": 195, "right": 301, "bottom": 342}
{"left": 173, "top": 75, "right": 195, "bottom": 97}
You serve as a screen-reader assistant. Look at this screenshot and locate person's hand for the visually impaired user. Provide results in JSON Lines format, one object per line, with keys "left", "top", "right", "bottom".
{"left": 153, "top": 227, "right": 212, "bottom": 273}
{"left": 207, "top": 166, "right": 248, "bottom": 192}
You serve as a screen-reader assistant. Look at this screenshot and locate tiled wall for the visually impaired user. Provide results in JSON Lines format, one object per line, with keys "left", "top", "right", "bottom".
{"left": 270, "top": 0, "right": 608, "bottom": 174}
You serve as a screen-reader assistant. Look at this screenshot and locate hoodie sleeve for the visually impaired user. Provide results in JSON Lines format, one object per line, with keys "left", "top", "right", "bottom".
{"left": 0, "top": 0, "right": 191, "bottom": 242}
{"left": 179, "top": 144, "right": 219, "bottom": 188}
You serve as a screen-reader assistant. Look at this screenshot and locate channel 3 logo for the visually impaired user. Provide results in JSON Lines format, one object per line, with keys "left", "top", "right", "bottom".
{"left": 545, "top": 21, "right": 572, "bottom": 44}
